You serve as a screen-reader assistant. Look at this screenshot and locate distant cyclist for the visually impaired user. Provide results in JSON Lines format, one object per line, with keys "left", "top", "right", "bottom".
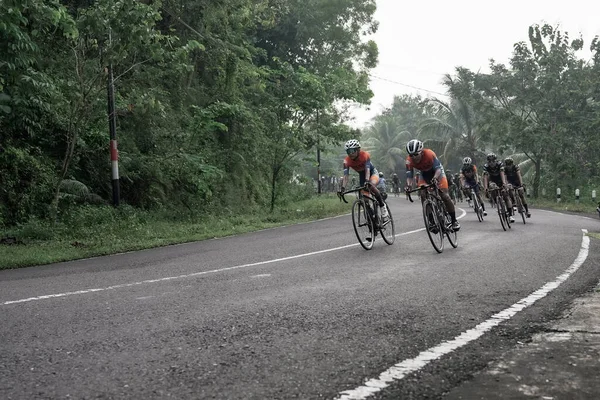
{"left": 460, "top": 157, "right": 487, "bottom": 216}
{"left": 503, "top": 157, "right": 531, "bottom": 218}
{"left": 446, "top": 170, "right": 457, "bottom": 202}
{"left": 391, "top": 173, "right": 400, "bottom": 195}
{"left": 377, "top": 172, "right": 387, "bottom": 193}
{"left": 482, "top": 153, "right": 514, "bottom": 223}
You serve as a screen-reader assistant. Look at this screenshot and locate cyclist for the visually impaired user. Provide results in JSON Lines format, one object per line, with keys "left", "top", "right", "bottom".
{"left": 453, "top": 173, "right": 464, "bottom": 202}
{"left": 404, "top": 139, "right": 460, "bottom": 231}
{"left": 482, "top": 153, "right": 514, "bottom": 223}
{"left": 460, "top": 157, "right": 487, "bottom": 216}
{"left": 446, "top": 170, "right": 457, "bottom": 203}
{"left": 377, "top": 172, "right": 387, "bottom": 194}
{"left": 503, "top": 157, "right": 531, "bottom": 218}
{"left": 340, "top": 139, "right": 389, "bottom": 220}
{"left": 391, "top": 173, "right": 400, "bottom": 195}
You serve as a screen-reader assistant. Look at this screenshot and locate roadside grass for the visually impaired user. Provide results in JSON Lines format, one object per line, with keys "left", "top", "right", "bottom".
{"left": 529, "top": 198, "right": 599, "bottom": 214}
{"left": 0, "top": 194, "right": 350, "bottom": 270}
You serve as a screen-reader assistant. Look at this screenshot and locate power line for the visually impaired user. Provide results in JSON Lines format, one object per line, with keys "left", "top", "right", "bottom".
{"left": 368, "top": 74, "right": 450, "bottom": 97}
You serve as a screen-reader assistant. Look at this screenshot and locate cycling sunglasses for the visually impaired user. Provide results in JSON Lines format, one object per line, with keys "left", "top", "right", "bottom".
{"left": 409, "top": 151, "right": 423, "bottom": 158}
{"left": 346, "top": 148, "right": 359, "bottom": 155}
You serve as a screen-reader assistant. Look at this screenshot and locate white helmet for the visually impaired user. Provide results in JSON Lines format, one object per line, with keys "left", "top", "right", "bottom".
{"left": 406, "top": 139, "right": 423, "bottom": 155}
{"left": 344, "top": 139, "right": 361, "bottom": 150}
{"left": 463, "top": 157, "right": 472, "bottom": 165}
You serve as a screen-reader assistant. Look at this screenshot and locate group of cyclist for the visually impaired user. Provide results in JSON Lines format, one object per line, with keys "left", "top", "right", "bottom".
{"left": 339, "top": 138, "right": 531, "bottom": 234}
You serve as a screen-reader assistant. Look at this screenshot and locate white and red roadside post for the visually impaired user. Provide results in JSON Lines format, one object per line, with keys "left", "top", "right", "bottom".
{"left": 107, "top": 63, "right": 120, "bottom": 206}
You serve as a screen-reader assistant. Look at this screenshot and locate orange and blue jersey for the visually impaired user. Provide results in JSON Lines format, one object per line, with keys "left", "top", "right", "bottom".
{"left": 405, "top": 149, "right": 449, "bottom": 189}
{"left": 343, "top": 150, "right": 379, "bottom": 186}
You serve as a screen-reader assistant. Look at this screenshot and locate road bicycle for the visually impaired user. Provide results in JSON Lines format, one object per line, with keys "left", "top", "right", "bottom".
{"left": 466, "top": 184, "right": 485, "bottom": 222}
{"left": 338, "top": 185, "right": 395, "bottom": 250}
{"left": 392, "top": 182, "right": 400, "bottom": 197}
{"left": 407, "top": 183, "right": 458, "bottom": 253}
{"left": 488, "top": 182, "right": 511, "bottom": 231}
{"left": 506, "top": 184, "right": 526, "bottom": 224}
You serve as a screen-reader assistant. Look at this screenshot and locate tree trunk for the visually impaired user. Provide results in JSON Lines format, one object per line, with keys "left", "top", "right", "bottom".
{"left": 270, "top": 164, "right": 280, "bottom": 213}
{"left": 50, "top": 130, "right": 78, "bottom": 220}
{"left": 533, "top": 159, "right": 541, "bottom": 198}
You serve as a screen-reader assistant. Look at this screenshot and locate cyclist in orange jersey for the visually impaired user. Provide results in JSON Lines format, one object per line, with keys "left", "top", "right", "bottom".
{"left": 340, "top": 139, "right": 389, "bottom": 220}
{"left": 404, "top": 139, "right": 460, "bottom": 231}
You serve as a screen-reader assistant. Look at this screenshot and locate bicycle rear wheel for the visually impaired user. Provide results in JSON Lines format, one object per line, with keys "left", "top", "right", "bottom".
{"left": 423, "top": 201, "right": 444, "bottom": 253}
{"left": 352, "top": 199, "right": 375, "bottom": 250}
{"left": 380, "top": 203, "right": 395, "bottom": 245}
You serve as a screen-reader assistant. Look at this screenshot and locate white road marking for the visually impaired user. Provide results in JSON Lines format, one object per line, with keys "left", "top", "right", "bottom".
{"left": 336, "top": 229, "right": 590, "bottom": 400}
{"left": 2, "top": 228, "right": 425, "bottom": 306}
{"left": 251, "top": 274, "right": 272, "bottom": 278}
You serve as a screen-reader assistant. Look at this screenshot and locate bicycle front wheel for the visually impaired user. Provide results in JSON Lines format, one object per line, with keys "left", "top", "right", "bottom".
{"left": 423, "top": 201, "right": 444, "bottom": 253}
{"left": 352, "top": 199, "right": 375, "bottom": 250}
{"left": 516, "top": 195, "right": 526, "bottom": 224}
{"left": 443, "top": 210, "right": 458, "bottom": 248}
{"left": 473, "top": 192, "right": 483, "bottom": 222}
{"left": 496, "top": 195, "right": 507, "bottom": 231}
{"left": 380, "top": 203, "right": 395, "bottom": 245}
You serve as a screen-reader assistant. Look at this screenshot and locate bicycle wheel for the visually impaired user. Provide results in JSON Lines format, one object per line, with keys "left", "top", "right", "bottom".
{"left": 443, "top": 208, "right": 458, "bottom": 248}
{"left": 352, "top": 199, "right": 375, "bottom": 250}
{"left": 496, "top": 195, "right": 507, "bottom": 231}
{"left": 423, "top": 201, "right": 444, "bottom": 253}
{"left": 515, "top": 195, "right": 526, "bottom": 224}
{"left": 472, "top": 192, "right": 483, "bottom": 222}
{"left": 380, "top": 203, "right": 395, "bottom": 245}
{"left": 500, "top": 196, "right": 512, "bottom": 230}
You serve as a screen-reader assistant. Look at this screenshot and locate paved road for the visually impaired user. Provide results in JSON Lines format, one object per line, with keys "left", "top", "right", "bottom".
{"left": 1, "top": 197, "right": 599, "bottom": 399}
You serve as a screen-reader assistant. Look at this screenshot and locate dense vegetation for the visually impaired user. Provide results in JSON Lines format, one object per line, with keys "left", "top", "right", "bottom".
{"left": 1, "top": 0, "right": 376, "bottom": 227}
{"left": 2, "top": 0, "right": 600, "bottom": 235}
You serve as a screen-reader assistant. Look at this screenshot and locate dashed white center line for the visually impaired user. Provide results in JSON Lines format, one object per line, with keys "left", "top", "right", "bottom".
{"left": 2, "top": 228, "right": 425, "bottom": 306}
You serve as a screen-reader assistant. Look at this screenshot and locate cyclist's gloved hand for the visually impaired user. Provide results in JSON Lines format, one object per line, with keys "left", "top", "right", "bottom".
{"left": 404, "top": 186, "right": 411, "bottom": 193}
{"left": 431, "top": 177, "right": 439, "bottom": 186}
{"left": 340, "top": 186, "right": 345, "bottom": 193}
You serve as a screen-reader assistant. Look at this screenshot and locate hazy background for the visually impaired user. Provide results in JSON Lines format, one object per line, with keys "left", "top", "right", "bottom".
{"left": 351, "top": 0, "right": 600, "bottom": 127}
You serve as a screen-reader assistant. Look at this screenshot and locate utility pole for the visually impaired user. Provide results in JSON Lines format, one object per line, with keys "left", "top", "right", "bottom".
{"left": 107, "top": 30, "right": 120, "bottom": 206}
{"left": 316, "top": 109, "right": 321, "bottom": 194}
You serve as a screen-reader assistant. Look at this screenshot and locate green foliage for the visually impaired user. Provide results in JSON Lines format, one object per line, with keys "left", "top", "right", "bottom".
{"left": 0, "top": 0, "right": 378, "bottom": 228}
{"left": 0, "top": 145, "right": 54, "bottom": 225}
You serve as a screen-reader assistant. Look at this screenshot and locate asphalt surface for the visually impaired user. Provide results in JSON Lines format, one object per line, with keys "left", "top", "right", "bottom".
{"left": 1, "top": 196, "right": 599, "bottom": 399}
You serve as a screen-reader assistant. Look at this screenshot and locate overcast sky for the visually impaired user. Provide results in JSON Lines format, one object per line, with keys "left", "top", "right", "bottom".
{"left": 351, "top": 0, "right": 600, "bottom": 127}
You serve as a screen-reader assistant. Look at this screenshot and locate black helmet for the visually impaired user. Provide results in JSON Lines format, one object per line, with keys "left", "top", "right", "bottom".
{"left": 487, "top": 153, "right": 497, "bottom": 162}
{"left": 504, "top": 157, "right": 514, "bottom": 166}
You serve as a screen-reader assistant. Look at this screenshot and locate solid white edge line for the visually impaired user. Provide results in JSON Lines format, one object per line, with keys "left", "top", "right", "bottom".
{"left": 335, "top": 229, "right": 590, "bottom": 400}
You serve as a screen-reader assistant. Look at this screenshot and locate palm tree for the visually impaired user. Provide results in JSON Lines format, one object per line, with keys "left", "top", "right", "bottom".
{"left": 362, "top": 115, "right": 413, "bottom": 174}
{"left": 417, "top": 73, "right": 484, "bottom": 168}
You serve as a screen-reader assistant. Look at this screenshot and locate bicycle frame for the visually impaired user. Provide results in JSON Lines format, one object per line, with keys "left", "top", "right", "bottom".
{"left": 338, "top": 185, "right": 395, "bottom": 249}
{"left": 406, "top": 183, "right": 458, "bottom": 253}
{"left": 507, "top": 184, "right": 526, "bottom": 224}
{"left": 488, "top": 182, "right": 511, "bottom": 231}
